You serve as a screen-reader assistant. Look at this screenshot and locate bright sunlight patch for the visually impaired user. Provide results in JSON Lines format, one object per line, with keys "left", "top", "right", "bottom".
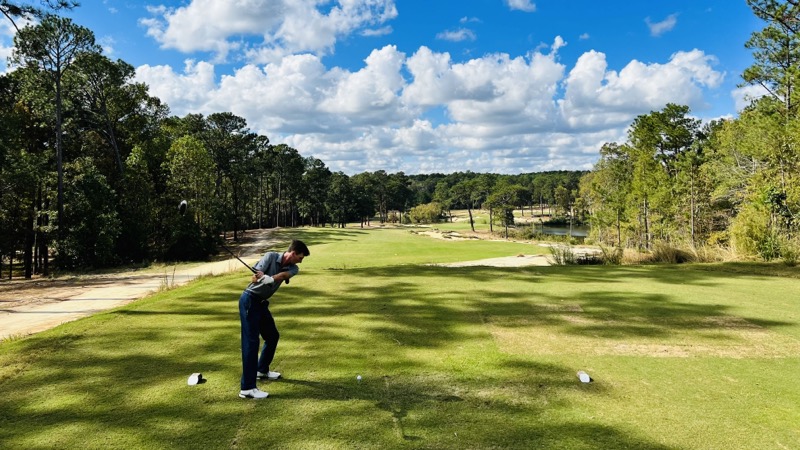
{"left": 487, "top": 309, "right": 800, "bottom": 358}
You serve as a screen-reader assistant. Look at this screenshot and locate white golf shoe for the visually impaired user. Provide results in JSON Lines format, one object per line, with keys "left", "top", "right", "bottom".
{"left": 239, "top": 388, "right": 269, "bottom": 399}
{"left": 257, "top": 370, "right": 281, "bottom": 380}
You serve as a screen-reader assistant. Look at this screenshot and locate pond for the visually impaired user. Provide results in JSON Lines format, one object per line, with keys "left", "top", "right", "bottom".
{"left": 535, "top": 224, "right": 590, "bottom": 237}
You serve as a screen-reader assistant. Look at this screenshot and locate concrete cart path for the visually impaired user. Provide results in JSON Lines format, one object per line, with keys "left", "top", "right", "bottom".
{"left": 0, "top": 258, "right": 256, "bottom": 340}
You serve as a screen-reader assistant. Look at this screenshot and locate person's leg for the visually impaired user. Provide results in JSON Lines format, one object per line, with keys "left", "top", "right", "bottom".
{"left": 239, "top": 291, "right": 263, "bottom": 390}
{"left": 257, "top": 307, "right": 280, "bottom": 374}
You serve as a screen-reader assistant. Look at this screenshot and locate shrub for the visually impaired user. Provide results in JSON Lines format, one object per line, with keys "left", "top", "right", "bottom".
{"left": 547, "top": 244, "right": 576, "bottom": 265}
{"left": 409, "top": 202, "right": 443, "bottom": 224}
{"left": 650, "top": 242, "right": 695, "bottom": 264}
{"left": 688, "top": 244, "right": 731, "bottom": 263}
{"left": 781, "top": 237, "right": 799, "bottom": 267}
{"left": 599, "top": 245, "right": 623, "bottom": 265}
{"left": 757, "top": 232, "right": 782, "bottom": 261}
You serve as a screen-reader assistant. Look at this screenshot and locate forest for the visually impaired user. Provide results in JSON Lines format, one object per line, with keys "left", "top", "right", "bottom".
{"left": 0, "top": 0, "right": 797, "bottom": 278}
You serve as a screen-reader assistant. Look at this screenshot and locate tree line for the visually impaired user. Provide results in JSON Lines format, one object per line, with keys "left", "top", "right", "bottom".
{"left": 1, "top": 0, "right": 796, "bottom": 277}
{"left": 581, "top": 0, "right": 799, "bottom": 261}
{"left": 0, "top": 7, "right": 585, "bottom": 278}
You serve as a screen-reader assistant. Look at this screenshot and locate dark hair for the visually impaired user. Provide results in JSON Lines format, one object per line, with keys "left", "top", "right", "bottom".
{"left": 288, "top": 239, "right": 310, "bottom": 256}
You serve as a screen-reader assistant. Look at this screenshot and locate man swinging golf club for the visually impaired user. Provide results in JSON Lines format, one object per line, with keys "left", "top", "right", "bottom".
{"left": 238, "top": 239, "right": 310, "bottom": 399}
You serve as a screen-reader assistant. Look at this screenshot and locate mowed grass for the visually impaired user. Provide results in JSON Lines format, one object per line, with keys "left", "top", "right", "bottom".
{"left": 1, "top": 227, "right": 799, "bottom": 449}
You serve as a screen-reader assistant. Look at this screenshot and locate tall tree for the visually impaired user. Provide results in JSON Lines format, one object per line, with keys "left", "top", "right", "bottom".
{"left": 11, "top": 16, "right": 99, "bottom": 239}
{"left": 326, "top": 172, "right": 354, "bottom": 228}
{"left": 269, "top": 144, "right": 304, "bottom": 227}
{"left": 627, "top": 104, "right": 701, "bottom": 248}
{"left": 162, "top": 135, "right": 215, "bottom": 260}
{"left": 57, "top": 157, "right": 120, "bottom": 268}
{"left": 486, "top": 181, "right": 523, "bottom": 239}
{"left": 451, "top": 180, "right": 476, "bottom": 231}
{"left": 300, "top": 157, "right": 331, "bottom": 226}
{"left": 744, "top": 0, "right": 800, "bottom": 118}
{"left": 203, "top": 112, "right": 258, "bottom": 239}
{"left": 70, "top": 54, "right": 143, "bottom": 176}
{"left": 1, "top": 0, "right": 78, "bottom": 30}
{"left": 580, "top": 143, "right": 633, "bottom": 247}
{"left": 351, "top": 172, "right": 376, "bottom": 227}
{"left": 117, "top": 146, "right": 155, "bottom": 263}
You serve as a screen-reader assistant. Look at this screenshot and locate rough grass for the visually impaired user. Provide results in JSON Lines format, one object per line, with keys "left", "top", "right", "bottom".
{"left": 1, "top": 227, "right": 799, "bottom": 449}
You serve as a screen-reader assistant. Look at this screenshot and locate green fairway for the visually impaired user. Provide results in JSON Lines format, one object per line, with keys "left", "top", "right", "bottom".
{"left": 1, "top": 227, "right": 799, "bottom": 449}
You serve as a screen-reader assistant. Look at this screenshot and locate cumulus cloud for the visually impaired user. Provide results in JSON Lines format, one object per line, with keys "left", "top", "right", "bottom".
{"left": 646, "top": 13, "right": 678, "bottom": 37}
{"left": 135, "top": 35, "right": 725, "bottom": 175}
{"left": 506, "top": 0, "right": 536, "bottom": 13}
{"left": 136, "top": 59, "right": 219, "bottom": 113}
{"left": 140, "top": 0, "right": 398, "bottom": 64}
{"left": 559, "top": 49, "right": 723, "bottom": 129}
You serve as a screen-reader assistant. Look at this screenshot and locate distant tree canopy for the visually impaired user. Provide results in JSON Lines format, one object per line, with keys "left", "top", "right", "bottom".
{"left": 0, "top": 15, "right": 586, "bottom": 277}
{"left": 1, "top": 1, "right": 798, "bottom": 278}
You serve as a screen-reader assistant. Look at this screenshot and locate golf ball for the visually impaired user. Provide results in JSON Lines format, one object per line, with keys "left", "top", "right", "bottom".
{"left": 356, "top": 375, "right": 362, "bottom": 381}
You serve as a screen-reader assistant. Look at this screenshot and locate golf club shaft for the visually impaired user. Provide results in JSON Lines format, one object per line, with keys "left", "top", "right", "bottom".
{"left": 219, "top": 242, "right": 257, "bottom": 273}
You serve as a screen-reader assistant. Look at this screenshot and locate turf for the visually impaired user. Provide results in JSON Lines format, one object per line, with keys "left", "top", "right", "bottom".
{"left": 1, "top": 227, "right": 799, "bottom": 449}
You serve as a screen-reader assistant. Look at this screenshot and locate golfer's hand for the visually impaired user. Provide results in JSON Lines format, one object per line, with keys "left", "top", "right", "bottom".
{"left": 252, "top": 271, "right": 264, "bottom": 283}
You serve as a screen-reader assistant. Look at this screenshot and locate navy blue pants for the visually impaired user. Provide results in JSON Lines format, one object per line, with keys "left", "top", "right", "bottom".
{"left": 239, "top": 290, "right": 280, "bottom": 390}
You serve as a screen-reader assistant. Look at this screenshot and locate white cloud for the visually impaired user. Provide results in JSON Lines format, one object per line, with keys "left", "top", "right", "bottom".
{"left": 136, "top": 59, "right": 219, "bottom": 113}
{"left": 646, "top": 13, "right": 678, "bottom": 37}
{"left": 361, "top": 26, "right": 393, "bottom": 37}
{"left": 732, "top": 84, "right": 769, "bottom": 111}
{"left": 506, "top": 0, "right": 536, "bottom": 13}
{"left": 98, "top": 36, "right": 116, "bottom": 56}
{"left": 551, "top": 35, "right": 567, "bottom": 52}
{"left": 579, "top": 33, "right": 590, "bottom": 40}
{"left": 0, "top": 18, "right": 29, "bottom": 73}
{"left": 135, "top": 38, "right": 726, "bottom": 175}
{"left": 319, "top": 46, "right": 408, "bottom": 120}
{"left": 140, "top": 0, "right": 398, "bottom": 64}
{"left": 436, "top": 28, "right": 477, "bottom": 42}
{"left": 559, "top": 49, "right": 723, "bottom": 129}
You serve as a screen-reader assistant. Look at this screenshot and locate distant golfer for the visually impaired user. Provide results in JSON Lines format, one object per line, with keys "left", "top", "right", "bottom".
{"left": 238, "top": 239, "right": 310, "bottom": 399}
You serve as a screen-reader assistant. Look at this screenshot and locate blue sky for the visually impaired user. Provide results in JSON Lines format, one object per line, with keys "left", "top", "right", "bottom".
{"left": 1, "top": 0, "right": 766, "bottom": 175}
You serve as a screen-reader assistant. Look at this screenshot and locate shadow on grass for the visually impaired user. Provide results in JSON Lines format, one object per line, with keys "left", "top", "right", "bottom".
{"left": 272, "top": 264, "right": 794, "bottom": 349}
{"left": 270, "top": 226, "right": 371, "bottom": 249}
{"left": 0, "top": 259, "right": 795, "bottom": 448}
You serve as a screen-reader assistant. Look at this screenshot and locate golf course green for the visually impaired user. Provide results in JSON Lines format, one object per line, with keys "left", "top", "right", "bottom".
{"left": 1, "top": 227, "right": 798, "bottom": 449}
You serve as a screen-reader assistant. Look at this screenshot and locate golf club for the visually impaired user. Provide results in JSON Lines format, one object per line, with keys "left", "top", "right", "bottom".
{"left": 219, "top": 241, "right": 258, "bottom": 274}
{"left": 220, "top": 242, "right": 290, "bottom": 284}
{"left": 179, "top": 200, "right": 287, "bottom": 283}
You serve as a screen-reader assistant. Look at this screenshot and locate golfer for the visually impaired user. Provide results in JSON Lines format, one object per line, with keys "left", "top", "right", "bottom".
{"left": 238, "top": 239, "right": 310, "bottom": 399}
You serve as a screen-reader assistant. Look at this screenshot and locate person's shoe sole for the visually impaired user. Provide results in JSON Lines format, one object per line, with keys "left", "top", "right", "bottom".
{"left": 239, "top": 393, "right": 268, "bottom": 399}
{"left": 257, "top": 372, "right": 281, "bottom": 380}
{"left": 239, "top": 391, "right": 269, "bottom": 399}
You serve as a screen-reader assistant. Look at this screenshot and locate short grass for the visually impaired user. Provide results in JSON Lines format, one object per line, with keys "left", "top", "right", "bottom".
{"left": 1, "top": 227, "right": 799, "bottom": 449}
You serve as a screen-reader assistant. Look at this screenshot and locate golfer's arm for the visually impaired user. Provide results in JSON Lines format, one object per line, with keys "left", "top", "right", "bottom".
{"left": 272, "top": 271, "right": 292, "bottom": 283}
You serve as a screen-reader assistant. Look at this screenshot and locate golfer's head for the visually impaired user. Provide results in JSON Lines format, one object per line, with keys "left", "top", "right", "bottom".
{"left": 286, "top": 240, "right": 310, "bottom": 264}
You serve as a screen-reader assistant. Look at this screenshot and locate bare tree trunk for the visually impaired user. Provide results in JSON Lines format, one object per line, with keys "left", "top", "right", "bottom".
{"left": 644, "top": 198, "right": 651, "bottom": 250}
{"left": 690, "top": 171, "right": 696, "bottom": 246}
{"left": 56, "top": 75, "right": 64, "bottom": 241}
{"left": 25, "top": 204, "right": 34, "bottom": 279}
